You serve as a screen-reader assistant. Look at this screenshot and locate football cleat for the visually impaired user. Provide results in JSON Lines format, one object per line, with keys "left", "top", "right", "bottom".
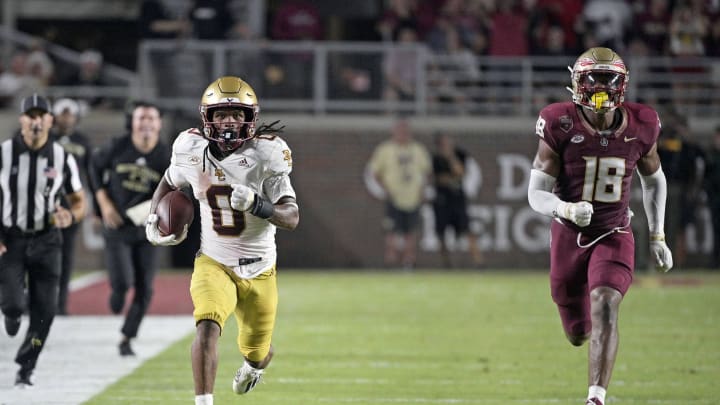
{"left": 586, "top": 398, "right": 603, "bottom": 405}
{"left": 15, "top": 367, "right": 33, "bottom": 388}
{"left": 119, "top": 340, "right": 136, "bottom": 356}
{"left": 4, "top": 316, "right": 20, "bottom": 337}
{"left": 232, "top": 362, "right": 264, "bottom": 395}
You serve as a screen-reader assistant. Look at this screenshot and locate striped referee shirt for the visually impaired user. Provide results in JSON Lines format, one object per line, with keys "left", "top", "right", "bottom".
{"left": 0, "top": 135, "right": 82, "bottom": 233}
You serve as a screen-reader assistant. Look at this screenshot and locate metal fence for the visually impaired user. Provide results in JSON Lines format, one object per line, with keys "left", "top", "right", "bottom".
{"left": 137, "top": 40, "right": 720, "bottom": 117}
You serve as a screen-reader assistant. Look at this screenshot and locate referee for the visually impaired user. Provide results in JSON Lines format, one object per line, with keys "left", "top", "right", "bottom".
{"left": 0, "top": 93, "right": 86, "bottom": 388}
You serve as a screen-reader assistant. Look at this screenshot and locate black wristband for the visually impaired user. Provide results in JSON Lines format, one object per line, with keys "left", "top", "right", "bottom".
{"left": 250, "top": 194, "right": 275, "bottom": 219}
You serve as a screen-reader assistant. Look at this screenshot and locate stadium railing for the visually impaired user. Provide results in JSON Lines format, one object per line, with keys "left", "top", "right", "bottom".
{"left": 2, "top": 31, "right": 719, "bottom": 118}
{"left": 137, "top": 40, "right": 720, "bottom": 117}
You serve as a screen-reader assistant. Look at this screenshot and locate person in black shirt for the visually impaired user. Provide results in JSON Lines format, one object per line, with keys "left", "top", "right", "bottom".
{"left": 88, "top": 101, "right": 170, "bottom": 356}
{"left": 51, "top": 98, "right": 92, "bottom": 315}
{"left": 657, "top": 115, "right": 705, "bottom": 268}
{"left": 138, "top": 0, "right": 190, "bottom": 39}
{"left": 0, "top": 94, "right": 86, "bottom": 387}
{"left": 431, "top": 132, "right": 483, "bottom": 268}
{"left": 704, "top": 126, "right": 720, "bottom": 268}
{"left": 188, "top": 0, "right": 234, "bottom": 40}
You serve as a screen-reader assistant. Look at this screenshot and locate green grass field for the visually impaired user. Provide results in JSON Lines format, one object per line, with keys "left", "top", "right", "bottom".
{"left": 86, "top": 270, "right": 720, "bottom": 404}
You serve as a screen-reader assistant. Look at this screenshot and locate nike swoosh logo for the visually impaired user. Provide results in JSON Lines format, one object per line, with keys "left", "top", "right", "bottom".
{"left": 624, "top": 137, "right": 637, "bottom": 142}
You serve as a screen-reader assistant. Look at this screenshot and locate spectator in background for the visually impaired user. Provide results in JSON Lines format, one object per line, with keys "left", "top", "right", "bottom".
{"left": 51, "top": 98, "right": 91, "bottom": 315}
{"left": 668, "top": 2, "right": 709, "bottom": 109}
{"left": 705, "top": 12, "right": 720, "bottom": 57}
{"left": 431, "top": 132, "right": 483, "bottom": 268}
{"left": 0, "top": 51, "right": 42, "bottom": 108}
{"left": 633, "top": 0, "right": 671, "bottom": 55}
{"left": 704, "top": 126, "right": 720, "bottom": 268}
{"left": 138, "top": 0, "right": 194, "bottom": 100}
{"left": 532, "top": 0, "right": 584, "bottom": 53}
{"left": 657, "top": 115, "right": 705, "bottom": 268}
{"left": 367, "top": 118, "right": 431, "bottom": 269}
{"left": 271, "top": 0, "right": 323, "bottom": 41}
{"left": 26, "top": 39, "right": 54, "bottom": 86}
{"left": 227, "top": 0, "right": 266, "bottom": 40}
{"left": 265, "top": 0, "right": 322, "bottom": 98}
{"left": 89, "top": 101, "right": 170, "bottom": 356}
{"left": 376, "top": 0, "right": 417, "bottom": 42}
{"left": 488, "top": 0, "right": 528, "bottom": 56}
{"left": 60, "top": 49, "right": 108, "bottom": 107}
{"left": 580, "top": 0, "right": 632, "bottom": 51}
{"left": 426, "top": 14, "right": 480, "bottom": 113}
{"left": 188, "top": 0, "right": 235, "bottom": 40}
{"left": 138, "top": 0, "right": 190, "bottom": 39}
{"left": 382, "top": 24, "right": 420, "bottom": 108}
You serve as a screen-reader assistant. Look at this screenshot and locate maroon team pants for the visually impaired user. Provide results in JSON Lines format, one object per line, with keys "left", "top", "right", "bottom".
{"left": 549, "top": 220, "right": 635, "bottom": 338}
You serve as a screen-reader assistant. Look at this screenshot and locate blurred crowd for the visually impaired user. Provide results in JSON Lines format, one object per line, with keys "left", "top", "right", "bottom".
{"left": 376, "top": 0, "right": 719, "bottom": 58}
{"left": 1, "top": 0, "right": 719, "bottom": 112}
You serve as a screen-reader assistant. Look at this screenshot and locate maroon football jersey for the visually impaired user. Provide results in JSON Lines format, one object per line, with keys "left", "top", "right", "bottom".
{"left": 535, "top": 101, "right": 660, "bottom": 236}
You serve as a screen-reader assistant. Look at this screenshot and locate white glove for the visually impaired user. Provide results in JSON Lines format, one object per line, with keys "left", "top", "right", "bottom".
{"left": 649, "top": 235, "right": 673, "bottom": 272}
{"left": 557, "top": 201, "right": 594, "bottom": 227}
{"left": 230, "top": 183, "right": 255, "bottom": 212}
{"left": 145, "top": 213, "right": 187, "bottom": 246}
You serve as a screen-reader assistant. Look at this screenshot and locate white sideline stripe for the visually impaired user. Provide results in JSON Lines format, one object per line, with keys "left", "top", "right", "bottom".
{"left": 0, "top": 315, "right": 195, "bottom": 405}
{"left": 317, "top": 399, "right": 566, "bottom": 404}
{"left": 68, "top": 271, "right": 106, "bottom": 291}
{"left": 318, "top": 397, "right": 709, "bottom": 405}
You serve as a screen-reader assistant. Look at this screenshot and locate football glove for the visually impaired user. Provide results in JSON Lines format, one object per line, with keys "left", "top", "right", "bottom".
{"left": 557, "top": 201, "right": 594, "bottom": 227}
{"left": 649, "top": 234, "right": 673, "bottom": 273}
{"left": 230, "top": 183, "right": 254, "bottom": 212}
{"left": 145, "top": 213, "right": 187, "bottom": 246}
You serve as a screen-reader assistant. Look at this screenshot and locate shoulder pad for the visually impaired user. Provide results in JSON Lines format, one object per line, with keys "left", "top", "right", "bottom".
{"left": 256, "top": 136, "right": 292, "bottom": 175}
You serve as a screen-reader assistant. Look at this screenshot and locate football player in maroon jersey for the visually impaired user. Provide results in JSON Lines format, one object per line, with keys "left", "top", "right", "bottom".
{"left": 527, "top": 47, "right": 673, "bottom": 405}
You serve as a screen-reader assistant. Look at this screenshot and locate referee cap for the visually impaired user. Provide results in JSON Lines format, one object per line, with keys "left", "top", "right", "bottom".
{"left": 20, "top": 93, "right": 51, "bottom": 115}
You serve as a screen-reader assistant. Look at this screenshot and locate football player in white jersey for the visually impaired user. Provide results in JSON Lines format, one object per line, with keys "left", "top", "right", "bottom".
{"left": 145, "top": 76, "right": 299, "bottom": 405}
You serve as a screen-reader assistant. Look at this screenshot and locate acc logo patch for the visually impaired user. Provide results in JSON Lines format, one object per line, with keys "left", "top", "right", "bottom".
{"left": 188, "top": 155, "right": 201, "bottom": 165}
{"left": 571, "top": 134, "right": 585, "bottom": 143}
{"left": 559, "top": 115, "right": 573, "bottom": 133}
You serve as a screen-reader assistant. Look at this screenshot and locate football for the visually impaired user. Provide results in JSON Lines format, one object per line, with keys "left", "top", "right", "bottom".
{"left": 156, "top": 190, "right": 194, "bottom": 237}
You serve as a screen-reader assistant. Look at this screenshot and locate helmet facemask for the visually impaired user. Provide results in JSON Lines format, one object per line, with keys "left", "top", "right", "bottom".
{"left": 201, "top": 105, "right": 258, "bottom": 152}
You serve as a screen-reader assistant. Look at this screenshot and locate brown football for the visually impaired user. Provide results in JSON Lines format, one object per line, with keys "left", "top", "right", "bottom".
{"left": 156, "top": 190, "right": 194, "bottom": 237}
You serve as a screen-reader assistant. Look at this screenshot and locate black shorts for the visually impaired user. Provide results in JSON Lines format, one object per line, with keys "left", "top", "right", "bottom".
{"left": 433, "top": 192, "right": 469, "bottom": 235}
{"left": 383, "top": 203, "right": 421, "bottom": 234}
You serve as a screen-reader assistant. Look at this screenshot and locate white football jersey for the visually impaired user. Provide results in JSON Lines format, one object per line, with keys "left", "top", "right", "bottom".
{"left": 165, "top": 128, "right": 296, "bottom": 279}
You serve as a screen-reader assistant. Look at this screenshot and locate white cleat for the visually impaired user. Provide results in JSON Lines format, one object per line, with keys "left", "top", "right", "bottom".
{"left": 232, "top": 362, "right": 264, "bottom": 394}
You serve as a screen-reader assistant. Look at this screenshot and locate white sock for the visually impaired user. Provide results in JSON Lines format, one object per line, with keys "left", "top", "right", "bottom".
{"left": 588, "top": 385, "right": 606, "bottom": 403}
{"left": 195, "top": 394, "right": 213, "bottom": 405}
